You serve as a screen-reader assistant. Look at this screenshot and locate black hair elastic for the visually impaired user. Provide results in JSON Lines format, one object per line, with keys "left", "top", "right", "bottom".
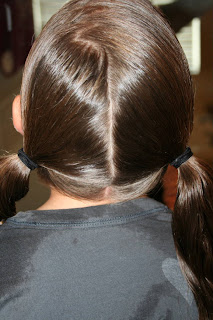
{"left": 18, "top": 148, "right": 39, "bottom": 170}
{"left": 170, "top": 147, "right": 193, "bottom": 169}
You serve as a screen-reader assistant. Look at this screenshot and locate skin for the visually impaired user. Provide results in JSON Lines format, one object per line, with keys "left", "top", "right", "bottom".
{"left": 12, "top": 95, "right": 147, "bottom": 210}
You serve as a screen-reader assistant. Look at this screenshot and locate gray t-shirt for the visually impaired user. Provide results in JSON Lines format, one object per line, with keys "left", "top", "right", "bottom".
{"left": 0, "top": 197, "right": 198, "bottom": 320}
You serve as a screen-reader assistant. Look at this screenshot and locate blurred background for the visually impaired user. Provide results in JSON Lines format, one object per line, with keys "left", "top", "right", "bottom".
{"left": 0, "top": 0, "right": 213, "bottom": 212}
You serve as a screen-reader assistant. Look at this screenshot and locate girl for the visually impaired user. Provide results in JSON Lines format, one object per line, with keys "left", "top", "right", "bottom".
{"left": 0, "top": 0, "right": 212, "bottom": 319}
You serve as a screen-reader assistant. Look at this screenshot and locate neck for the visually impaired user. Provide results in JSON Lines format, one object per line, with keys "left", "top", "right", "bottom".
{"left": 37, "top": 188, "right": 119, "bottom": 210}
{"left": 36, "top": 188, "right": 147, "bottom": 211}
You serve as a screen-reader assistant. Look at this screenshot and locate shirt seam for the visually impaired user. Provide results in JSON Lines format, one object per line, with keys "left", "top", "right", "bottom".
{"left": 5, "top": 207, "right": 170, "bottom": 229}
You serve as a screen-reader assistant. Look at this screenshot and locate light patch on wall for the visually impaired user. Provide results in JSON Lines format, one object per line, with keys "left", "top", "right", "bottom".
{"left": 152, "top": 0, "right": 175, "bottom": 5}
{"left": 152, "top": 0, "right": 201, "bottom": 75}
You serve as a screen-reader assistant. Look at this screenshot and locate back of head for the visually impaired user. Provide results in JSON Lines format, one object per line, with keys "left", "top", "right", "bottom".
{"left": 1, "top": 0, "right": 213, "bottom": 317}
{"left": 21, "top": 0, "right": 193, "bottom": 202}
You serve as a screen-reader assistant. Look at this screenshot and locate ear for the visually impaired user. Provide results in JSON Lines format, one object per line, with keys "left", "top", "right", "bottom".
{"left": 12, "top": 95, "right": 24, "bottom": 136}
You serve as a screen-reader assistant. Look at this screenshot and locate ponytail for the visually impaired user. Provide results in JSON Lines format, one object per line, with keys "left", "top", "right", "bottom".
{"left": 172, "top": 156, "right": 213, "bottom": 318}
{"left": 0, "top": 153, "right": 31, "bottom": 220}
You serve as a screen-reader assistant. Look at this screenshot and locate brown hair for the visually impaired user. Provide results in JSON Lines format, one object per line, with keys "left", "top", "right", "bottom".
{"left": 0, "top": 0, "right": 213, "bottom": 317}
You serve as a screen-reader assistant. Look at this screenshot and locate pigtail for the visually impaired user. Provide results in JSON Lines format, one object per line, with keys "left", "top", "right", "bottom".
{"left": 0, "top": 153, "right": 31, "bottom": 221}
{"left": 172, "top": 156, "right": 213, "bottom": 319}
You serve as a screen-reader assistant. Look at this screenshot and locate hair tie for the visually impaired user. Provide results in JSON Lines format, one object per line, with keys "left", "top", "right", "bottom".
{"left": 170, "top": 147, "right": 193, "bottom": 169}
{"left": 18, "top": 148, "right": 39, "bottom": 170}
